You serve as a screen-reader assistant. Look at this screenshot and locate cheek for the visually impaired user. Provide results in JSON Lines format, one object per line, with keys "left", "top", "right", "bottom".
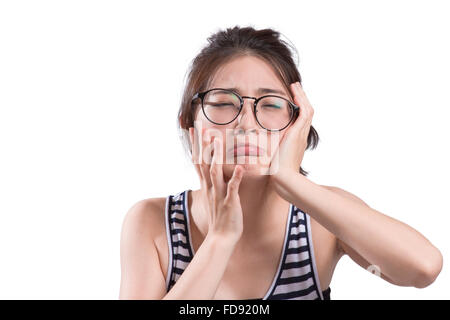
{"left": 266, "top": 131, "right": 285, "bottom": 155}
{"left": 193, "top": 106, "right": 212, "bottom": 128}
{"left": 194, "top": 112, "right": 212, "bottom": 129}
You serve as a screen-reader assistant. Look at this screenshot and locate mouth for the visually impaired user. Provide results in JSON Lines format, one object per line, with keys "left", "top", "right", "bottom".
{"left": 231, "top": 143, "right": 263, "bottom": 157}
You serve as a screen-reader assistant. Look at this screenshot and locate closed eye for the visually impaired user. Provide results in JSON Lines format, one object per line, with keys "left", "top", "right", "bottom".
{"left": 262, "top": 104, "right": 282, "bottom": 109}
{"left": 209, "top": 103, "right": 235, "bottom": 107}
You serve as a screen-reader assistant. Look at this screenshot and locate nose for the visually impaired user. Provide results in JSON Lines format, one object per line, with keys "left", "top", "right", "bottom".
{"left": 234, "top": 98, "right": 258, "bottom": 133}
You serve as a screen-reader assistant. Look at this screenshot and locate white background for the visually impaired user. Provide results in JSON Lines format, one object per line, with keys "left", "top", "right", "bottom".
{"left": 0, "top": 0, "right": 448, "bottom": 299}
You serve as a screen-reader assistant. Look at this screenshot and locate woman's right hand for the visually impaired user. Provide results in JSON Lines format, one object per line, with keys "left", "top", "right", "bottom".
{"left": 191, "top": 128, "right": 246, "bottom": 244}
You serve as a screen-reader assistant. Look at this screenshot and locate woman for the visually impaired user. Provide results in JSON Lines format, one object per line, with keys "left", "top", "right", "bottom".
{"left": 119, "top": 26, "right": 443, "bottom": 300}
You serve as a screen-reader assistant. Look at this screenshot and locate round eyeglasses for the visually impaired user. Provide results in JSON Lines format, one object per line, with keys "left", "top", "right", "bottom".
{"left": 191, "top": 88, "right": 300, "bottom": 131}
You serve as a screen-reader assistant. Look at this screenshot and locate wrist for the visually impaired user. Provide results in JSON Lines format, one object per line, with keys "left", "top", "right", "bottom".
{"left": 205, "top": 232, "right": 240, "bottom": 250}
{"left": 270, "top": 167, "right": 295, "bottom": 186}
{"left": 269, "top": 168, "right": 299, "bottom": 202}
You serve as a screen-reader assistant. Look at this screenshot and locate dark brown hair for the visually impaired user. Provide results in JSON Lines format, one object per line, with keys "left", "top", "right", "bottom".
{"left": 177, "top": 25, "right": 319, "bottom": 176}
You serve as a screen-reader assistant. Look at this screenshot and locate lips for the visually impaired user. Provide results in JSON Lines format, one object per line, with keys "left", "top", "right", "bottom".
{"left": 231, "top": 143, "right": 262, "bottom": 156}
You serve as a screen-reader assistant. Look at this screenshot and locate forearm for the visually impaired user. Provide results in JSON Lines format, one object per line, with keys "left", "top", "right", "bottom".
{"left": 162, "top": 234, "right": 236, "bottom": 300}
{"left": 272, "top": 170, "right": 442, "bottom": 286}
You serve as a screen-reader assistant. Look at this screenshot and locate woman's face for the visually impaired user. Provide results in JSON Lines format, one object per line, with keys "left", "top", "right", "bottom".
{"left": 190, "top": 55, "right": 295, "bottom": 181}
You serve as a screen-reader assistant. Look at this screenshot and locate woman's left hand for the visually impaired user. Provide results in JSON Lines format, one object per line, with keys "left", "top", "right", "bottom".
{"left": 268, "top": 81, "right": 315, "bottom": 182}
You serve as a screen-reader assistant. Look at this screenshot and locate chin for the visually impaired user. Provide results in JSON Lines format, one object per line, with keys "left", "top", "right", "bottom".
{"left": 223, "top": 163, "right": 270, "bottom": 180}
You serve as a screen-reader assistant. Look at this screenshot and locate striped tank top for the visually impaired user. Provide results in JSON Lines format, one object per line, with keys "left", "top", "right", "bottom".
{"left": 164, "top": 189, "right": 331, "bottom": 300}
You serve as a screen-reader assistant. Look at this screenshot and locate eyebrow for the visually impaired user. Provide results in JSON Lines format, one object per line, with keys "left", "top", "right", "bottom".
{"left": 222, "top": 87, "right": 288, "bottom": 98}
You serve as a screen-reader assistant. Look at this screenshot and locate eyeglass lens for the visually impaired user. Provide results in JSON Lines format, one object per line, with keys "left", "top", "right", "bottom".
{"left": 202, "top": 89, "right": 293, "bottom": 130}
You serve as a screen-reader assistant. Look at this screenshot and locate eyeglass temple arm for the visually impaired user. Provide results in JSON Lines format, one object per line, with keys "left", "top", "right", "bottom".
{"left": 192, "top": 92, "right": 203, "bottom": 102}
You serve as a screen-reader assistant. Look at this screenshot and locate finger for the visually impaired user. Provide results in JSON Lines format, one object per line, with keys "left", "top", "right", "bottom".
{"left": 226, "top": 165, "right": 245, "bottom": 200}
{"left": 193, "top": 127, "right": 213, "bottom": 188}
{"left": 295, "top": 82, "right": 314, "bottom": 119}
{"left": 295, "top": 82, "right": 310, "bottom": 119}
{"left": 200, "top": 129, "right": 213, "bottom": 188}
{"left": 210, "top": 137, "right": 225, "bottom": 196}
{"left": 190, "top": 127, "right": 207, "bottom": 185}
{"left": 294, "top": 83, "right": 314, "bottom": 137}
{"left": 289, "top": 82, "right": 309, "bottom": 133}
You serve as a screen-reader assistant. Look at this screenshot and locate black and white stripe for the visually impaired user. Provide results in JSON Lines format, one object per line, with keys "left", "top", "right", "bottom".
{"left": 264, "top": 205, "right": 323, "bottom": 300}
{"left": 165, "top": 190, "right": 326, "bottom": 300}
{"left": 165, "top": 191, "right": 194, "bottom": 291}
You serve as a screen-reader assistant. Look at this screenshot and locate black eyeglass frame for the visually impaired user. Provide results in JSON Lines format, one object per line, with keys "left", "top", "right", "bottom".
{"left": 191, "top": 88, "right": 300, "bottom": 132}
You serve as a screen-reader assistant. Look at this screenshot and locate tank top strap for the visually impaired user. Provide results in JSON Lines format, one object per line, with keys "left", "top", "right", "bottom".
{"left": 165, "top": 190, "right": 194, "bottom": 291}
{"left": 265, "top": 204, "right": 325, "bottom": 300}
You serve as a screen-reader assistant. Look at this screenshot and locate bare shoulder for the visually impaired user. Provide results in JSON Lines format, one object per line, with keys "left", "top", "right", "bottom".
{"left": 121, "top": 197, "right": 167, "bottom": 240}
{"left": 119, "top": 196, "right": 168, "bottom": 299}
